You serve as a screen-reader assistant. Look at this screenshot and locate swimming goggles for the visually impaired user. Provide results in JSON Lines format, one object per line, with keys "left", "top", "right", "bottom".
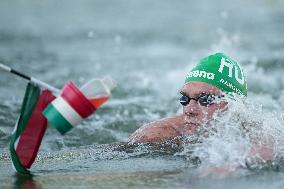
{"left": 179, "top": 92, "right": 224, "bottom": 107}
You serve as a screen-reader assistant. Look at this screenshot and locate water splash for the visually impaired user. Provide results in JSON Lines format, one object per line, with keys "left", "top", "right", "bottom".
{"left": 179, "top": 96, "right": 284, "bottom": 172}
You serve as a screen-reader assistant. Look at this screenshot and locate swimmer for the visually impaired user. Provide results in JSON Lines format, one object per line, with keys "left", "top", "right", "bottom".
{"left": 129, "top": 53, "right": 275, "bottom": 175}
{"left": 129, "top": 52, "right": 247, "bottom": 143}
{"left": 129, "top": 52, "right": 275, "bottom": 176}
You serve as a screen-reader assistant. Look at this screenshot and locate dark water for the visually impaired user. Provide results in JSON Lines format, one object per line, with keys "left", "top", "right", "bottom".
{"left": 0, "top": 0, "right": 284, "bottom": 188}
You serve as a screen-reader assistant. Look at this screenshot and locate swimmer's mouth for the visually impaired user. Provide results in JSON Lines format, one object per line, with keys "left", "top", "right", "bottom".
{"left": 184, "top": 122, "right": 199, "bottom": 128}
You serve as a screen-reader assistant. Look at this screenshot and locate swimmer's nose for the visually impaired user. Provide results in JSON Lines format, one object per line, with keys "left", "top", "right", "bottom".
{"left": 184, "top": 99, "right": 200, "bottom": 116}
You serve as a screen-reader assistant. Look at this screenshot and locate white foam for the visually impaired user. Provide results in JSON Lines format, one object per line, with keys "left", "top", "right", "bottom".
{"left": 179, "top": 96, "right": 284, "bottom": 170}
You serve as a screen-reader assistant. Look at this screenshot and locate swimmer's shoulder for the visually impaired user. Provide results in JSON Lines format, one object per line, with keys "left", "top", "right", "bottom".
{"left": 129, "top": 115, "right": 184, "bottom": 143}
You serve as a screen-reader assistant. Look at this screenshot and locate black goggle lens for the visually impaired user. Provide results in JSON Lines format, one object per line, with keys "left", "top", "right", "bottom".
{"left": 179, "top": 95, "right": 190, "bottom": 106}
{"left": 198, "top": 95, "right": 215, "bottom": 106}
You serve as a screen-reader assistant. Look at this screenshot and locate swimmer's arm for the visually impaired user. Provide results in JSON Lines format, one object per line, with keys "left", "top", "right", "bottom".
{"left": 203, "top": 141, "right": 275, "bottom": 177}
{"left": 245, "top": 136, "right": 274, "bottom": 168}
{"left": 128, "top": 115, "right": 184, "bottom": 143}
{"left": 203, "top": 143, "right": 274, "bottom": 177}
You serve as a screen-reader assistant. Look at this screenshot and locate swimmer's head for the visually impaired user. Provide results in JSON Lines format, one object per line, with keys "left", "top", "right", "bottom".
{"left": 180, "top": 53, "right": 247, "bottom": 134}
{"left": 185, "top": 53, "right": 248, "bottom": 96}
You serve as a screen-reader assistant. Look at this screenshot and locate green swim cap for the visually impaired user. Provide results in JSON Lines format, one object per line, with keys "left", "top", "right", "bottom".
{"left": 185, "top": 53, "right": 248, "bottom": 96}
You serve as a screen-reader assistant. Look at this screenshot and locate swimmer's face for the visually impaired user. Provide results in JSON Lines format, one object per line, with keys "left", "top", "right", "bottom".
{"left": 180, "top": 82, "right": 227, "bottom": 135}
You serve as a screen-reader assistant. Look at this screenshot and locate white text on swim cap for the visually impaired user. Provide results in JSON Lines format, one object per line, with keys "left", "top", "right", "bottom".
{"left": 219, "top": 78, "right": 244, "bottom": 95}
{"left": 218, "top": 57, "right": 245, "bottom": 85}
{"left": 186, "top": 70, "right": 215, "bottom": 80}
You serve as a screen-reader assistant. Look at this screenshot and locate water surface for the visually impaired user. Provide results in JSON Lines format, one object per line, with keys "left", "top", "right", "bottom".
{"left": 0, "top": 0, "right": 284, "bottom": 188}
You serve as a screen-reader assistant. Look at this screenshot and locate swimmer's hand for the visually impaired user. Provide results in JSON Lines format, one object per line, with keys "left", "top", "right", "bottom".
{"left": 129, "top": 115, "right": 184, "bottom": 143}
{"left": 245, "top": 137, "right": 274, "bottom": 169}
{"left": 199, "top": 164, "right": 239, "bottom": 179}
